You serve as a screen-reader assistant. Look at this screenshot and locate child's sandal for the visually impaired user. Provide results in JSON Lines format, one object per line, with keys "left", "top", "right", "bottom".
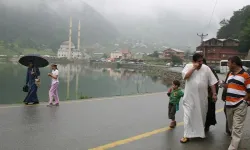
{"left": 180, "top": 137, "right": 189, "bottom": 143}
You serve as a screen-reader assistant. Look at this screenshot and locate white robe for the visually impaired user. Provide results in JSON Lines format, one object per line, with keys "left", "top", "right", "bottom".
{"left": 182, "top": 64, "right": 218, "bottom": 138}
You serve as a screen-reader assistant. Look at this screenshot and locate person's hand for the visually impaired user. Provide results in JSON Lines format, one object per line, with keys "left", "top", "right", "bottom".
{"left": 212, "top": 93, "right": 217, "bottom": 102}
{"left": 31, "top": 71, "right": 35, "bottom": 75}
{"left": 167, "top": 88, "right": 172, "bottom": 93}
{"left": 218, "top": 80, "right": 224, "bottom": 88}
{"left": 245, "top": 100, "right": 250, "bottom": 106}
{"left": 48, "top": 73, "right": 52, "bottom": 76}
{"left": 167, "top": 88, "right": 172, "bottom": 97}
{"left": 193, "top": 62, "right": 199, "bottom": 69}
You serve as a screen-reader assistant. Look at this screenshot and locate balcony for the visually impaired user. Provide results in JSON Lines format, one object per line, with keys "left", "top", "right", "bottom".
{"left": 206, "top": 57, "right": 222, "bottom": 61}
{"left": 219, "top": 51, "right": 241, "bottom": 54}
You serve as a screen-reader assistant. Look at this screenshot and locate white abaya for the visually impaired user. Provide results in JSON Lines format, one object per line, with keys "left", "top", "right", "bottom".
{"left": 182, "top": 64, "right": 218, "bottom": 138}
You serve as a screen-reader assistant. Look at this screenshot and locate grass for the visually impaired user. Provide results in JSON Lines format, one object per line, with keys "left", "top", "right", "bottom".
{"left": 0, "top": 47, "right": 55, "bottom": 56}
{"left": 0, "top": 46, "right": 19, "bottom": 56}
{"left": 22, "top": 48, "right": 55, "bottom": 55}
{"left": 79, "top": 95, "right": 93, "bottom": 99}
{"left": 144, "top": 59, "right": 167, "bottom": 65}
{"left": 0, "top": 40, "right": 56, "bottom": 56}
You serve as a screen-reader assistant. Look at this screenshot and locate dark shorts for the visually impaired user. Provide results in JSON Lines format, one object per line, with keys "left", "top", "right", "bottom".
{"left": 168, "top": 103, "right": 176, "bottom": 120}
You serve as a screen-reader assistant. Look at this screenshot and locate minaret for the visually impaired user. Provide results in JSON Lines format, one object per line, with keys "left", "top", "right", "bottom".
{"left": 76, "top": 69, "right": 79, "bottom": 99}
{"left": 66, "top": 64, "right": 70, "bottom": 100}
{"left": 77, "top": 20, "right": 81, "bottom": 50}
{"left": 76, "top": 20, "right": 80, "bottom": 98}
{"left": 68, "top": 16, "right": 72, "bottom": 59}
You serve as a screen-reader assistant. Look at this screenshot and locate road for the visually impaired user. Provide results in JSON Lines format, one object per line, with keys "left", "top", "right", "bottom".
{"left": 0, "top": 91, "right": 249, "bottom": 150}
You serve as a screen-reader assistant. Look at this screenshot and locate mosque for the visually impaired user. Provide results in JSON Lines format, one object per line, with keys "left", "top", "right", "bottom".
{"left": 57, "top": 18, "right": 91, "bottom": 60}
{"left": 57, "top": 41, "right": 82, "bottom": 59}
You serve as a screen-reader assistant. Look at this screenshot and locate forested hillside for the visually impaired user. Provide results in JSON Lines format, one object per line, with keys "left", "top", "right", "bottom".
{"left": 217, "top": 5, "right": 250, "bottom": 52}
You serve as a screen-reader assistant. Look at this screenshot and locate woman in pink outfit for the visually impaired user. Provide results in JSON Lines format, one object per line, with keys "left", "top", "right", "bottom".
{"left": 47, "top": 64, "right": 60, "bottom": 106}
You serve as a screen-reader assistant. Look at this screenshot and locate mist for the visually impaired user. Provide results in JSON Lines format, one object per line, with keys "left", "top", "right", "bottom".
{"left": 1, "top": 0, "right": 249, "bottom": 52}
{"left": 84, "top": 0, "right": 250, "bottom": 51}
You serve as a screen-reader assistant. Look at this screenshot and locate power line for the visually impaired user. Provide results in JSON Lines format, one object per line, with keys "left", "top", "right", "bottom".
{"left": 205, "top": 0, "right": 218, "bottom": 31}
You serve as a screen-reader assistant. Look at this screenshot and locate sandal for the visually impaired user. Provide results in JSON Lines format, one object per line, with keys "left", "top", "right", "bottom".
{"left": 180, "top": 137, "right": 189, "bottom": 143}
{"left": 169, "top": 121, "right": 176, "bottom": 128}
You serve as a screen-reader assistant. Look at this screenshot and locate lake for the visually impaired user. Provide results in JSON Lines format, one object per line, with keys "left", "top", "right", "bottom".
{"left": 0, "top": 62, "right": 169, "bottom": 104}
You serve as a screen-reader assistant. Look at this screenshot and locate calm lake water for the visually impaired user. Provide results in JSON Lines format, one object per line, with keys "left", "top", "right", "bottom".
{"left": 0, "top": 62, "right": 168, "bottom": 104}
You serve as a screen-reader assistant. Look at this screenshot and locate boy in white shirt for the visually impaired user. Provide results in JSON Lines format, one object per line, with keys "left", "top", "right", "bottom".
{"left": 47, "top": 64, "right": 60, "bottom": 106}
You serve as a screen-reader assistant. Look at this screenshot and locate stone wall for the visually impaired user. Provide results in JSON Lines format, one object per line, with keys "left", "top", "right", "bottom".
{"left": 120, "top": 63, "right": 184, "bottom": 87}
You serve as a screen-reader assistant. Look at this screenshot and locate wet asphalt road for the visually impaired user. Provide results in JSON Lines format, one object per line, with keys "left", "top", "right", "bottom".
{"left": 1, "top": 90, "right": 249, "bottom": 150}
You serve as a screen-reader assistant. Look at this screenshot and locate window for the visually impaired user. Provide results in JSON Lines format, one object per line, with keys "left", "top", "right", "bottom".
{"left": 242, "top": 61, "right": 250, "bottom": 68}
{"left": 221, "top": 62, "right": 227, "bottom": 66}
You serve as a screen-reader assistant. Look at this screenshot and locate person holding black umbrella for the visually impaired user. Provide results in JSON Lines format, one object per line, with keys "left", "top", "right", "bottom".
{"left": 19, "top": 54, "right": 49, "bottom": 105}
{"left": 23, "top": 61, "right": 40, "bottom": 105}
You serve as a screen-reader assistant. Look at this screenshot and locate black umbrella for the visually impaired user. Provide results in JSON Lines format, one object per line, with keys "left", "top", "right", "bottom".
{"left": 18, "top": 54, "right": 49, "bottom": 68}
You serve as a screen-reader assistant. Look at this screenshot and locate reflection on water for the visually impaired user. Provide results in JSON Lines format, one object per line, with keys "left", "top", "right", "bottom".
{"left": 0, "top": 62, "right": 168, "bottom": 104}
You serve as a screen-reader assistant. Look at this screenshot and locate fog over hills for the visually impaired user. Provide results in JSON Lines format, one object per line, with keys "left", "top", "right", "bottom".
{"left": 0, "top": 0, "right": 249, "bottom": 53}
{"left": 84, "top": 0, "right": 250, "bottom": 52}
{"left": 0, "top": 0, "right": 119, "bottom": 51}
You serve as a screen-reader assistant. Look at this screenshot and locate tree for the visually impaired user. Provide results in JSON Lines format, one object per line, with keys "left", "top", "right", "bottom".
{"left": 150, "top": 76, "right": 158, "bottom": 83}
{"left": 219, "top": 19, "right": 229, "bottom": 26}
{"left": 217, "top": 5, "right": 250, "bottom": 52}
{"left": 3, "top": 41, "right": 8, "bottom": 49}
{"left": 102, "top": 53, "right": 109, "bottom": 58}
{"left": 150, "top": 51, "right": 159, "bottom": 58}
{"left": 239, "top": 19, "right": 250, "bottom": 52}
{"left": 172, "top": 55, "right": 183, "bottom": 64}
{"left": 10, "top": 43, "right": 15, "bottom": 49}
{"left": 184, "top": 50, "right": 191, "bottom": 60}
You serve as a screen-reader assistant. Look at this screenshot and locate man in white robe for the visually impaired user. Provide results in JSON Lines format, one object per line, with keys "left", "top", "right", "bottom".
{"left": 180, "top": 53, "right": 218, "bottom": 143}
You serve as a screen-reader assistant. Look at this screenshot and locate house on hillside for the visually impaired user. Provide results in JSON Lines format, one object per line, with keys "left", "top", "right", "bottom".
{"left": 110, "top": 50, "right": 132, "bottom": 60}
{"left": 196, "top": 38, "right": 246, "bottom": 64}
{"left": 133, "top": 52, "right": 146, "bottom": 59}
{"left": 121, "top": 49, "right": 132, "bottom": 59}
{"left": 110, "top": 50, "right": 122, "bottom": 60}
{"left": 92, "top": 52, "right": 104, "bottom": 60}
{"left": 161, "top": 48, "right": 185, "bottom": 60}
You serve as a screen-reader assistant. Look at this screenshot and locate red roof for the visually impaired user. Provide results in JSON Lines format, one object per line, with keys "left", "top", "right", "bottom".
{"left": 121, "top": 50, "right": 130, "bottom": 54}
{"left": 164, "top": 48, "right": 184, "bottom": 53}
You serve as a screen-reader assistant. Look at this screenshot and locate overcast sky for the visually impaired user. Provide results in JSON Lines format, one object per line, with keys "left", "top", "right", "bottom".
{"left": 84, "top": 0, "right": 249, "bottom": 17}
{"left": 81, "top": 0, "right": 250, "bottom": 50}
{"left": 3, "top": 0, "right": 249, "bottom": 50}
{"left": 84, "top": 0, "right": 250, "bottom": 33}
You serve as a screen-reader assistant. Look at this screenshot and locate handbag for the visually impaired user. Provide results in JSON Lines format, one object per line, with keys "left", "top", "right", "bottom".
{"left": 33, "top": 68, "right": 41, "bottom": 87}
{"left": 23, "top": 85, "right": 28, "bottom": 92}
{"left": 35, "top": 79, "right": 41, "bottom": 87}
{"left": 221, "top": 71, "right": 231, "bottom": 101}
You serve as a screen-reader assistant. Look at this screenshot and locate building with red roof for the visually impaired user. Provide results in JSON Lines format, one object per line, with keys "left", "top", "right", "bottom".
{"left": 196, "top": 38, "right": 246, "bottom": 64}
{"left": 161, "top": 48, "right": 185, "bottom": 60}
